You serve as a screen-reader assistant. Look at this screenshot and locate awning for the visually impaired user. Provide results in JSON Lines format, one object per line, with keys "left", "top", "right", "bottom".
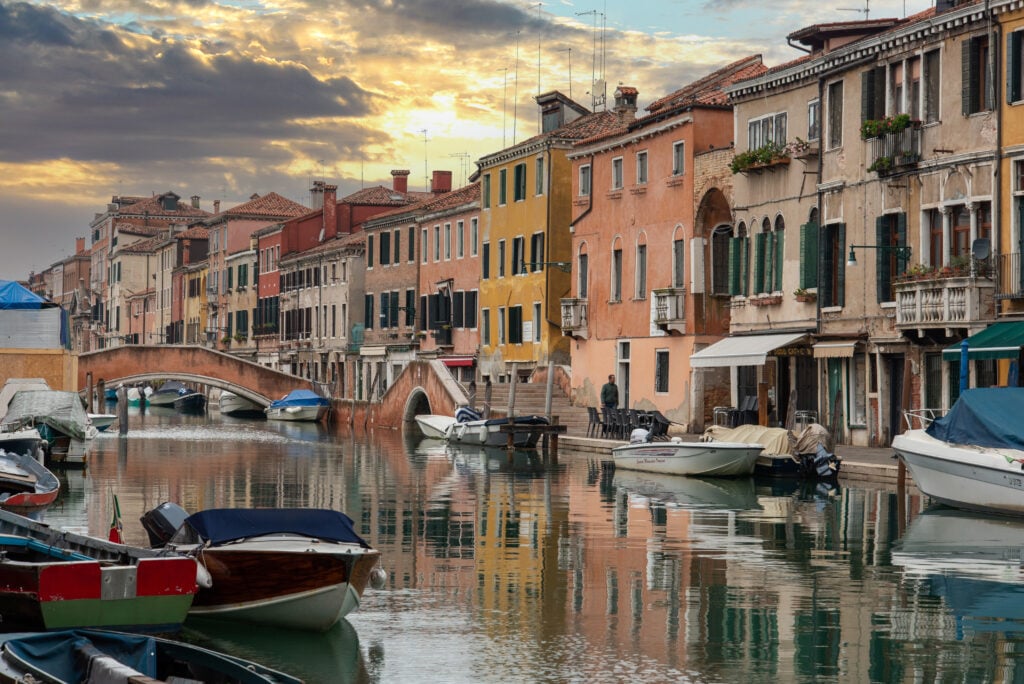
{"left": 442, "top": 357, "right": 475, "bottom": 368}
{"left": 942, "top": 321, "right": 1024, "bottom": 361}
{"left": 690, "top": 333, "right": 807, "bottom": 368}
{"left": 813, "top": 341, "right": 858, "bottom": 358}
{"left": 359, "top": 345, "right": 387, "bottom": 357}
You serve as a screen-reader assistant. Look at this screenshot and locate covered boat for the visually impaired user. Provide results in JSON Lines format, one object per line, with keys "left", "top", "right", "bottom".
{"left": 265, "top": 389, "right": 330, "bottom": 422}
{"left": 149, "top": 381, "right": 205, "bottom": 412}
{"left": 142, "top": 505, "right": 385, "bottom": 631}
{"left": 0, "top": 629, "right": 300, "bottom": 683}
{"left": 893, "top": 387, "right": 1024, "bottom": 516}
{"left": 1, "top": 390, "right": 93, "bottom": 467}
{"left": 415, "top": 406, "right": 550, "bottom": 448}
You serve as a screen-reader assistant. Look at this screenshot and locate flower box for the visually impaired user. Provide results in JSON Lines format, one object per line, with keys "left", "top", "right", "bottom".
{"left": 750, "top": 294, "right": 782, "bottom": 306}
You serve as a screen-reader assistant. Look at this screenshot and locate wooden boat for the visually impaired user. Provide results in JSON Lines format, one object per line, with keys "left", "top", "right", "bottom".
{"left": 415, "top": 408, "right": 550, "bottom": 448}
{"left": 142, "top": 504, "right": 386, "bottom": 631}
{"left": 612, "top": 437, "right": 763, "bottom": 477}
{"left": 0, "top": 450, "right": 59, "bottom": 512}
{"left": 0, "top": 508, "right": 201, "bottom": 631}
{"left": 219, "top": 390, "right": 265, "bottom": 417}
{"left": 149, "top": 380, "right": 204, "bottom": 410}
{"left": 0, "top": 629, "right": 301, "bottom": 683}
{"left": 893, "top": 388, "right": 1024, "bottom": 516}
{"left": 265, "top": 389, "right": 330, "bottom": 422}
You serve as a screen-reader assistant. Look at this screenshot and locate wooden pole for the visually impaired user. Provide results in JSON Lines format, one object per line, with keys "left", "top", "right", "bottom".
{"left": 86, "top": 373, "right": 94, "bottom": 413}
{"left": 757, "top": 382, "right": 769, "bottom": 426}
{"left": 543, "top": 362, "right": 554, "bottom": 449}
{"left": 484, "top": 378, "right": 493, "bottom": 419}
{"left": 117, "top": 386, "right": 129, "bottom": 435}
{"left": 508, "top": 363, "right": 518, "bottom": 419}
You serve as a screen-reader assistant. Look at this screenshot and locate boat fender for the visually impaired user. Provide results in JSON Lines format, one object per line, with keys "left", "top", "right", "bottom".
{"left": 370, "top": 565, "right": 387, "bottom": 590}
{"left": 478, "top": 425, "right": 488, "bottom": 443}
{"left": 194, "top": 558, "right": 213, "bottom": 588}
{"left": 456, "top": 424, "right": 468, "bottom": 441}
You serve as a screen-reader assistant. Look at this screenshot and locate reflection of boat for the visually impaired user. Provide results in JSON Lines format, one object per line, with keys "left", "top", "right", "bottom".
{"left": 104, "top": 387, "right": 118, "bottom": 402}
{"left": 0, "top": 629, "right": 300, "bottom": 683}
{"left": 612, "top": 438, "right": 762, "bottom": 476}
{"left": 0, "top": 450, "right": 59, "bottom": 512}
{"left": 219, "top": 391, "right": 265, "bottom": 418}
{"left": 142, "top": 504, "right": 385, "bottom": 631}
{"left": 2, "top": 390, "right": 93, "bottom": 467}
{"left": 415, "top": 409, "right": 550, "bottom": 448}
{"left": 612, "top": 470, "right": 761, "bottom": 511}
{"left": 265, "top": 390, "right": 329, "bottom": 422}
{"left": 893, "top": 388, "right": 1024, "bottom": 516}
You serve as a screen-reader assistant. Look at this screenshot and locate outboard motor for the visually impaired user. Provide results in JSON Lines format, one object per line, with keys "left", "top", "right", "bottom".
{"left": 140, "top": 501, "right": 189, "bottom": 548}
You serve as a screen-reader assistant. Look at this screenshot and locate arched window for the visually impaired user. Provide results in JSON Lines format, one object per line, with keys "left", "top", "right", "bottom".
{"left": 755, "top": 216, "right": 784, "bottom": 294}
{"left": 672, "top": 225, "right": 685, "bottom": 289}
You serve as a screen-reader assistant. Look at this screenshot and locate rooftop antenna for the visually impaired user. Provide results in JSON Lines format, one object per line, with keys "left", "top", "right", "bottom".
{"left": 576, "top": 8, "right": 605, "bottom": 110}
{"left": 557, "top": 47, "right": 572, "bottom": 100}
{"left": 536, "top": 3, "right": 543, "bottom": 135}
{"left": 449, "top": 152, "right": 470, "bottom": 187}
{"left": 838, "top": 0, "right": 869, "bottom": 18}
{"left": 419, "top": 129, "right": 430, "bottom": 192}
{"left": 498, "top": 67, "right": 509, "bottom": 147}
{"left": 513, "top": 30, "right": 521, "bottom": 145}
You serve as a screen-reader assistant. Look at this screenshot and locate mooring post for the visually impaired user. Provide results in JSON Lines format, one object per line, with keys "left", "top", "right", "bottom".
{"left": 543, "top": 362, "right": 554, "bottom": 449}
{"left": 97, "top": 379, "right": 106, "bottom": 413}
{"left": 117, "top": 386, "right": 129, "bottom": 436}
{"left": 86, "top": 373, "right": 94, "bottom": 413}
{"left": 508, "top": 363, "right": 518, "bottom": 420}
{"left": 484, "top": 378, "right": 493, "bottom": 419}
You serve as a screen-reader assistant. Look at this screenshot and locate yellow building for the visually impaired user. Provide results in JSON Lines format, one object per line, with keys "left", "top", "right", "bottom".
{"left": 475, "top": 92, "right": 621, "bottom": 382}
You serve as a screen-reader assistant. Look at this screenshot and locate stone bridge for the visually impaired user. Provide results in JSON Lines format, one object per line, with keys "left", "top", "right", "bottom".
{"left": 77, "top": 345, "right": 308, "bottom": 407}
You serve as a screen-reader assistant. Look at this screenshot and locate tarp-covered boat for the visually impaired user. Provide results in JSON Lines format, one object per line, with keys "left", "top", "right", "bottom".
{"left": 265, "top": 389, "right": 329, "bottom": 422}
{"left": 1, "top": 390, "right": 93, "bottom": 467}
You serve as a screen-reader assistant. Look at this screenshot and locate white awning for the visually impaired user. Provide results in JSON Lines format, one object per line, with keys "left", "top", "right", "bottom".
{"left": 812, "top": 341, "right": 858, "bottom": 358}
{"left": 359, "top": 345, "right": 387, "bottom": 357}
{"left": 690, "top": 333, "right": 807, "bottom": 368}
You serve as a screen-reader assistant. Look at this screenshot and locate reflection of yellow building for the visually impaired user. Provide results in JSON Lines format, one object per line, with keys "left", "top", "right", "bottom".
{"left": 475, "top": 92, "right": 620, "bottom": 381}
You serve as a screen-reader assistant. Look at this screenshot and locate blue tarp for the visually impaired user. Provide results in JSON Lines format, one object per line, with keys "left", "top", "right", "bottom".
{"left": 4, "top": 631, "right": 159, "bottom": 680}
{"left": 926, "top": 387, "right": 1024, "bottom": 450}
{"left": 267, "top": 389, "right": 329, "bottom": 409}
{"left": 0, "top": 280, "right": 49, "bottom": 309}
{"left": 181, "top": 508, "right": 370, "bottom": 547}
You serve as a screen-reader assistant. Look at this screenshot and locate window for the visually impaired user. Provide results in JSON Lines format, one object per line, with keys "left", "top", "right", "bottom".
{"left": 753, "top": 216, "right": 784, "bottom": 295}
{"left": 457, "top": 220, "right": 465, "bottom": 258}
{"left": 498, "top": 168, "right": 507, "bottom": 205}
{"left": 904, "top": 57, "right": 921, "bottom": 119}
{"left": 394, "top": 229, "right": 401, "bottom": 264}
{"left": 533, "top": 302, "right": 541, "bottom": 342}
{"left": 380, "top": 292, "right": 390, "bottom": 329}
{"left": 498, "top": 240, "right": 506, "bottom": 278}
{"left": 923, "top": 49, "right": 941, "bottom": 123}
{"left": 405, "top": 289, "right": 416, "bottom": 326}
{"left": 963, "top": 35, "right": 992, "bottom": 115}
{"left": 578, "top": 251, "right": 589, "bottom": 298}
{"left": 367, "top": 235, "right": 374, "bottom": 268}
{"left": 818, "top": 222, "right": 846, "bottom": 308}
{"left": 807, "top": 100, "right": 820, "bottom": 141}
{"left": 380, "top": 231, "right": 390, "bottom": 265}
{"left": 530, "top": 233, "right": 544, "bottom": 272}
{"left": 433, "top": 225, "right": 440, "bottom": 262}
{"left": 471, "top": 218, "right": 479, "bottom": 256}
{"left": 672, "top": 237, "right": 685, "bottom": 288}
{"left": 421, "top": 228, "right": 428, "bottom": 264}
{"left": 851, "top": 352, "right": 867, "bottom": 425}
{"left": 654, "top": 350, "right": 669, "bottom": 393}
{"left": 483, "top": 173, "right": 491, "bottom": 208}
{"left": 498, "top": 306, "right": 506, "bottom": 344}
{"left": 535, "top": 157, "right": 544, "bottom": 195}
{"left": 482, "top": 309, "right": 491, "bottom": 346}
{"left": 465, "top": 291, "right": 478, "bottom": 328}
{"left": 827, "top": 81, "right": 843, "bottom": 149}
{"left": 444, "top": 223, "right": 452, "bottom": 260}
{"left": 728, "top": 222, "right": 750, "bottom": 297}
{"left": 508, "top": 305, "right": 523, "bottom": 344}
{"left": 611, "top": 157, "right": 623, "bottom": 190}
{"left": 611, "top": 246, "right": 622, "bottom": 302}
{"left": 874, "top": 212, "right": 908, "bottom": 303}
{"left": 453, "top": 291, "right": 465, "bottom": 328}
{"left": 636, "top": 150, "right": 648, "bottom": 185}
{"left": 364, "top": 294, "right": 374, "bottom": 329}
{"left": 1010, "top": 31, "right": 1024, "bottom": 103}
{"left": 635, "top": 242, "right": 647, "bottom": 299}
{"left": 482, "top": 242, "right": 490, "bottom": 279}
{"left": 953, "top": 205, "right": 971, "bottom": 258}
{"left": 748, "top": 112, "right": 787, "bottom": 150}
{"left": 799, "top": 209, "right": 819, "bottom": 290}
{"left": 579, "top": 164, "right": 592, "bottom": 196}
{"left": 928, "top": 208, "right": 943, "bottom": 267}
{"left": 513, "top": 163, "right": 527, "bottom": 201}
{"left": 512, "top": 236, "right": 525, "bottom": 275}
{"left": 408, "top": 226, "right": 415, "bottom": 262}
{"left": 672, "top": 141, "right": 685, "bottom": 176}
{"left": 862, "top": 66, "right": 885, "bottom": 122}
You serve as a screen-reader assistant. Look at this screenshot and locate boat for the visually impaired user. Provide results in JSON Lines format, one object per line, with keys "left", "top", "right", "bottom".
{"left": 149, "top": 380, "right": 204, "bottom": 410}
{"left": 173, "top": 391, "right": 207, "bottom": 414}
{"left": 702, "top": 423, "right": 841, "bottom": 480}
{"left": 611, "top": 436, "right": 763, "bottom": 476}
{"left": 87, "top": 412, "right": 116, "bottom": 432}
{"left": 892, "top": 387, "right": 1024, "bottom": 517}
{"left": 0, "top": 629, "right": 301, "bottom": 683}
{"left": 415, "top": 406, "right": 550, "bottom": 448}
{"left": 103, "top": 387, "right": 118, "bottom": 403}
{"left": 0, "top": 508, "right": 200, "bottom": 631}
{"left": 125, "top": 385, "right": 151, "bottom": 406}
{"left": 264, "top": 389, "right": 330, "bottom": 422}
{"left": 0, "top": 427, "right": 44, "bottom": 461}
{"left": 219, "top": 390, "right": 265, "bottom": 418}
{"left": 0, "top": 449, "right": 59, "bottom": 512}
{"left": 1, "top": 390, "right": 92, "bottom": 467}
{"left": 141, "top": 504, "right": 387, "bottom": 631}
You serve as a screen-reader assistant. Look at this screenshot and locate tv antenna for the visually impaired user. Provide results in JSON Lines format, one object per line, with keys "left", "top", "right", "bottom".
{"left": 419, "top": 129, "right": 430, "bottom": 192}
{"left": 498, "top": 67, "right": 509, "bottom": 147}
{"left": 557, "top": 47, "right": 572, "bottom": 100}
{"left": 513, "top": 30, "right": 521, "bottom": 144}
{"left": 576, "top": 6, "right": 606, "bottom": 110}
{"left": 448, "top": 152, "right": 470, "bottom": 187}
{"left": 838, "top": 0, "right": 869, "bottom": 18}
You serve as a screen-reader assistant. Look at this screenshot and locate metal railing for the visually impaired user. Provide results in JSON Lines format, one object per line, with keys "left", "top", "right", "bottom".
{"left": 868, "top": 122, "right": 922, "bottom": 175}
{"left": 997, "top": 252, "right": 1024, "bottom": 299}
{"left": 560, "top": 298, "right": 588, "bottom": 338}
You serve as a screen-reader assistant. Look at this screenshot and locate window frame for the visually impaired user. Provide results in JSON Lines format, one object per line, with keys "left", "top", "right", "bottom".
{"left": 635, "top": 150, "right": 648, "bottom": 185}
{"left": 671, "top": 141, "right": 685, "bottom": 176}
{"left": 654, "top": 349, "right": 669, "bottom": 394}
{"left": 611, "top": 157, "right": 624, "bottom": 190}
{"left": 579, "top": 164, "right": 592, "bottom": 196}
{"left": 827, "top": 80, "right": 844, "bottom": 150}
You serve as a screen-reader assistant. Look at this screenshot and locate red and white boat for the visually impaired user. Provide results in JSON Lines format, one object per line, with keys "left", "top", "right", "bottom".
{"left": 0, "top": 450, "right": 59, "bottom": 512}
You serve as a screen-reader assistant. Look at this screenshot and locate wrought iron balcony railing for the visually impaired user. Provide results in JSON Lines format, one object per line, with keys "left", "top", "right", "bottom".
{"left": 652, "top": 287, "right": 686, "bottom": 334}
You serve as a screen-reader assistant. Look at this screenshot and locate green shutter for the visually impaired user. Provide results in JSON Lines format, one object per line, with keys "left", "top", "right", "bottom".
{"left": 227, "top": 266, "right": 233, "bottom": 289}
{"left": 837, "top": 223, "right": 846, "bottom": 307}
{"left": 728, "top": 237, "right": 741, "bottom": 295}
{"left": 897, "top": 213, "right": 909, "bottom": 275}
{"left": 741, "top": 236, "right": 750, "bottom": 296}
{"left": 819, "top": 224, "right": 834, "bottom": 306}
{"left": 963, "top": 38, "right": 976, "bottom": 116}
{"left": 876, "top": 216, "right": 891, "bottom": 303}
{"left": 1009, "top": 32, "right": 1021, "bottom": 103}
{"left": 861, "top": 67, "right": 884, "bottom": 122}
{"left": 753, "top": 232, "right": 766, "bottom": 294}
{"left": 800, "top": 222, "right": 819, "bottom": 289}
{"left": 774, "top": 231, "right": 784, "bottom": 292}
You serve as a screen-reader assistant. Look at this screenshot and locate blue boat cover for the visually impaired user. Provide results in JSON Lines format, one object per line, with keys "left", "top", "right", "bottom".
{"left": 4, "top": 630, "right": 159, "bottom": 680}
{"left": 926, "top": 387, "right": 1024, "bottom": 450}
{"left": 182, "top": 508, "right": 370, "bottom": 547}
{"left": 267, "top": 389, "right": 329, "bottom": 409}
{"left": 0, "top": 280, "right": 49, "bottom": 310}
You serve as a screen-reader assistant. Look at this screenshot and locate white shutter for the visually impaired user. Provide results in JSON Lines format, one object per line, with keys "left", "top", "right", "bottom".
{"left": 690, "top": 237, "right": 706, "bottom": 294}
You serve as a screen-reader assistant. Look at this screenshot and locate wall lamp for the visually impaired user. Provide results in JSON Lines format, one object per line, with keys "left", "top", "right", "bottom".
{"left": 847, "top": 244, "right": 912, "bottom": 267}
{"left": 526, "top": 261, "right": 572, "bottom": 273}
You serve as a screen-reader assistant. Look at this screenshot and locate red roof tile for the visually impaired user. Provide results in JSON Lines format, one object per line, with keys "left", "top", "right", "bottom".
{"left": 341, "top": 185, "right": 428, "bottom": 206}
{"left": 223, "top": 192, "right": 308, "bottom": 219}
{"left": 111, "top": 192, "right": 211, "bottom": 220}
{"left": 646, "top": 55, "right": 766, "bottom": 112}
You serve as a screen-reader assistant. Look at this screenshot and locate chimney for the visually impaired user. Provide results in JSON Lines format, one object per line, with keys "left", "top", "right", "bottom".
{"left": 310, "top": 181, "right": 325, "bottom": 210}
{"left": 431, "top": 170, "right": 453, "bottom": 194}
{"left": 613, "top": 86, "right": 639, "bottom": 123}
{"left": 191, "top": 195, "right": 200, "bottom": 209}
{"left": 323, "top": 184, "right": 338, "bottom": 240}
{"left": 75, "top": 237, "right": 85, "bottom": 255}
{"left": 213, "top": 200, "right": 221, "bottom": 214}
{"left": 391, "top": 169, "right": 411, "bottom": 194}
{"left": 182, "top": 240, "right": 191, "bottom": 266}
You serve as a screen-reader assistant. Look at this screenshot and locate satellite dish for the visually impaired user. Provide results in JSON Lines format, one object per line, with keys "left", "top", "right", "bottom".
{"left": 317, "top": 227, "right": 325, "bottom": 243}
{"left": 971, "top": 238, "right": 991, "bottom": 261}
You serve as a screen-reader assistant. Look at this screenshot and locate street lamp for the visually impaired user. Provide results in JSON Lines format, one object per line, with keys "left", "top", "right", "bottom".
{"left": 846, "top": 244, "right": 912, "bottom": 267}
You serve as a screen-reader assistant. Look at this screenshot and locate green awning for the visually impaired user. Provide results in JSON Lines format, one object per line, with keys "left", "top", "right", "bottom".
{"left": 942, "top": 321, "right": 1024, "bottom": 361}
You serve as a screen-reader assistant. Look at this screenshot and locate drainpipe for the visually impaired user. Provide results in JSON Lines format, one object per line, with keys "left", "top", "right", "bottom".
{"left": 815, "top": 73, "right": 826, "bottom": 426}
{"left": 989, "top": 0, "right": 1002, "bottom": 319}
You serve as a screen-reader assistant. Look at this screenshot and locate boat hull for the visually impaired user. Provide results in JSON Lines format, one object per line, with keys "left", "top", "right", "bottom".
{"left": 417, "top": 414, "right": 549, "bottom": 447}
{"left": 172, "top": 392, "right": 207, "bottom": 413}
{"left": 0, "top": 451, "right": 59, "bottom": 512}
{"left": 88, "top": 413, "right": 116, "bottom": 432}
{"left": 612, "top": 440, "right": 762, "bottom": 477}
{"left": 218, "top": 392, "right": 264, "bottom": 417}
{"left": 415, "top": 414, "right": 453, "bottom": 439}
{"left": 265, "top": 405, "right": 327, "bottom": 422}
{"left": 894, "top": 430, "right": 1024, "bottom": 516}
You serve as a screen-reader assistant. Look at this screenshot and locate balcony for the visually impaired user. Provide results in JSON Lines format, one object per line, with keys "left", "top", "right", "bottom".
{"left": 560, "top": 298, "right": 588, "bottom": 339}
{"left": 894, "top": 272, "right": 996, "bottom": 334}
{"left": 996, "top": 252, "right": 1024, "bottom": 300}
{"left": 867, "top": 121, "right": 922, "bottom": 176}
{"left": 652, "top": 287, "right": 686, "bottom": 334}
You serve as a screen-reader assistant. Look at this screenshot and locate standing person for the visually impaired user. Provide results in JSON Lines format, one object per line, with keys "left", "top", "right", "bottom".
{"left": 601, "top": 374, "right": 619, "bottom": 409}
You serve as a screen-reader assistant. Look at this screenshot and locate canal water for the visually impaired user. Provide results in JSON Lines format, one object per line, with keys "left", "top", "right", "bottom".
{"left": 41, "top": 407, "right": 1024, "bottom": 683}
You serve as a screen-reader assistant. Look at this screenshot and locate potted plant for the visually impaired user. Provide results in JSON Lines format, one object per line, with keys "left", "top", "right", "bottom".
{"left": 730, "top": 141, "right": 789, "bottom": 174}
{"left": 860, "top": 113, "right": 917, "bottom": 140}
{"left": 868, "top": 155, "right": 893, "bottom": 174}
{"left": 220, "top": 335, "right": 231, "bottom": 345}
{"left": 233, "top": 333, "right": 246, "bottom": 343}
{"left": 793, "top": 288, "right": 816, "bottom": 302}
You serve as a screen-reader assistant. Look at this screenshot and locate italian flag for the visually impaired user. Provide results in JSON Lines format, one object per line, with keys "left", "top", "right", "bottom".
{"left": 108, "top": 494, "right": 123, "bottom": 544}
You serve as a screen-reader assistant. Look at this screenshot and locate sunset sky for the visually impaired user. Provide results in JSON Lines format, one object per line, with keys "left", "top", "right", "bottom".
{"left": 1, "top": 0, "right": 932, "bottom": 280}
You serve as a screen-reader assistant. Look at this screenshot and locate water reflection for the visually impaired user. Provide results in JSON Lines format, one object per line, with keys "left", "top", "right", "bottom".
{"left": 35, "top": 411, "right": 1024, "bottom": 683}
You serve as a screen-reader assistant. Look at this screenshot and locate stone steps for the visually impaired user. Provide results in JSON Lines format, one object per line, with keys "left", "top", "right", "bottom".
{"left": 467, "top": 382, "right": 592, "bottom": 436}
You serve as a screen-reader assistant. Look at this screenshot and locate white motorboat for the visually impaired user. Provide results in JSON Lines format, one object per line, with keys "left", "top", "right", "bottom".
{"left": 87, "top": 413, "right": 116, "bottom": 432}
{"left": 415, "top": 414, "right": 453, "bottom": 440}
{"left": 264, "top": 390, "right": 330, "bottom": 422}
{"left": 414, "top": 407, "right": 550, "bottom": 448}
{"left": 612, "top": 437, "right": 763, "bottom": 477}
{"left": 218, "top": 391, "right": 264, "bottom": 417}
{"left": 892, "top": 387, "right": 1024, "bottom": 517}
